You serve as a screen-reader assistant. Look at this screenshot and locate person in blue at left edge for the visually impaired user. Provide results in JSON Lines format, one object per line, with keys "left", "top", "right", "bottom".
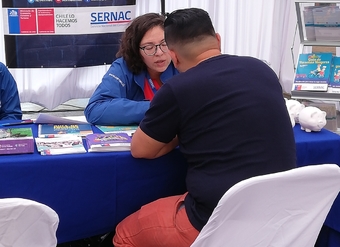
{"left": 0, "top": 62, "right": 22, "bottom": 120}
{"left": 84, "top": 13, "right": 178, "bottom": 126}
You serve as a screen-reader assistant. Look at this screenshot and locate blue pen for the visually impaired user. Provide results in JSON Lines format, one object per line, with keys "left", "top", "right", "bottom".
{"left": 1, "top": 119, "right": 34, "bottom": 126}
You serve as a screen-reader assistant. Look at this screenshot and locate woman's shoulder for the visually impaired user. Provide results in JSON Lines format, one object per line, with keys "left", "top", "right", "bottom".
{"left": 112, "top": 57, "right": 127, "bottom": 67}
{"left": 0, "top": 62, "right": 8, "bottom": 72}
{"left": 107, "top": 57, "right": 147, "bottom": 86}
{"left": 108, "top": 57, "right": 131, "bottom": 75}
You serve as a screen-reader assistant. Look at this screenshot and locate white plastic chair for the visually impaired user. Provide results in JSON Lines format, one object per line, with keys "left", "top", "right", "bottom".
{"left": 0, "top": 198, "right": 59, "bottom": 247}
{"left": 191, "top": 164, "right": 340, "bottom": 247}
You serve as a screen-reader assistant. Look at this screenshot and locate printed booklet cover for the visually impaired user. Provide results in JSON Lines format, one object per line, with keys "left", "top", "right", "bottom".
{"left": 35, "top": 136, "right": 86, "bottom": 155}
{"left": 0, "top": 127, "right": 34, "bottom": 155}
{"left": 86, "top": 132, "right": 132, "bottom": 152}
{"left": 329, "top": 56, "right": 340, "bottom": 88}
{"left": 38, "top": 124, "right": 93, "bottom": 138}
{"left": 293, "top": 52, "right": 333, "bottom": 91}
{"left": 95, "top": 125, "right": 138, "bottom": 137}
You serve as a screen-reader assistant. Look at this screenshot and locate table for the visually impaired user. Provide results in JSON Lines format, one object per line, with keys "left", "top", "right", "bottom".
{"left": 0, "top": 123, "right": 188, "bottom": 243}
{"left": 294, "top": 125, "right": 340, "bottom": 247}
{"left": 0, "top": 123, "right": 340, "bottom": 244}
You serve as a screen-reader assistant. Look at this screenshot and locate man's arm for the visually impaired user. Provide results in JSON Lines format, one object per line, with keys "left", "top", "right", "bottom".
{"left": 131, "top": 127, "right": 178, "bottom": 159}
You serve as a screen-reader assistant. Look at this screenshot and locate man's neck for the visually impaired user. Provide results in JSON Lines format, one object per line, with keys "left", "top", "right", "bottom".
{"left": 196, "top": 49, "right": 221, "bottom": 65}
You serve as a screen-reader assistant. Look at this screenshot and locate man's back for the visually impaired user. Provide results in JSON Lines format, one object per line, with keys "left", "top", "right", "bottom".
{"left": 116, "top": 8, "right": 297, "bottom": 247}
{"left": 143, "top": 54, "right": 296, "bottom": 230}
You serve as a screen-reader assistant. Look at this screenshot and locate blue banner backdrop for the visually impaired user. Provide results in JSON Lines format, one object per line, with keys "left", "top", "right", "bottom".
{"left": 2, "top": 0, "right": 136, "bottom": 68}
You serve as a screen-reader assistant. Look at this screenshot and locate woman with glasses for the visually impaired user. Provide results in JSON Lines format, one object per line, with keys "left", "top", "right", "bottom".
{"left": 84, "top": 13, "right": 178, "bottom": 126}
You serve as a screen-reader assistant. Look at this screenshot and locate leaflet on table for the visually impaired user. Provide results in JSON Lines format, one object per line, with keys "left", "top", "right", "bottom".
{"left": 86, "top": 133, "right": 131, "bottom": 152}
{"left": 293, "top": 53, "right": 333, "bottom": 92}
{"left": 95, "top": 125, "right": 138, "bottom": 136}
{"left": 0, "top": 127, "right": 34, "bottom": 155}
{"left": 35, "top": 136, "right": 86, "bottom": 155}
{"left": 35, "top": 113, "right": 88, "bottom": 124}
{"left": 38, "top": 123, "right": 93, "bottom": 138}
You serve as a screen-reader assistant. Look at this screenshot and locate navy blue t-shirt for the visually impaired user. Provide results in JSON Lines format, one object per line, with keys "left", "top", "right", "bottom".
{"left": 139, "top": 54, "right": 296, "bottom": 231}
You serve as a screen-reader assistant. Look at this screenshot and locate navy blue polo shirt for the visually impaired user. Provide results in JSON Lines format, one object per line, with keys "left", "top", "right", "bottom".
{"left": 140, "top": 54, "right": 296, "bottom": 231}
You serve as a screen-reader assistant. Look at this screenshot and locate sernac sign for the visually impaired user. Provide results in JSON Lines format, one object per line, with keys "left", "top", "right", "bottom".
{"left": 1, "top": 0, "right": 136, "bottom": 68}
{"left": 3, "top": 5, "right": 135, "bottom": 35}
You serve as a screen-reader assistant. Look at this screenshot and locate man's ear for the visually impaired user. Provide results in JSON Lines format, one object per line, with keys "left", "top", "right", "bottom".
{"left": 216, "top": 33, "right": 222, "bottom": 51}
{"left": 169, "top": 50, "right": 179, "bottom": 68}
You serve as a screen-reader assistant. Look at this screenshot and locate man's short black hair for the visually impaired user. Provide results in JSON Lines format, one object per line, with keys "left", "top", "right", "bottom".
{"left": 164, "top": 8, "right": 216, "bottom": 47}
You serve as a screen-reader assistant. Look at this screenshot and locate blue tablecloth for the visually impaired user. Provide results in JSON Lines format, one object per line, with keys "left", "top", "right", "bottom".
{"left": 294, "top": 125, "right": 340, "bottom": 247}
{"left": 0, "top": 123, "right": 340, "bottom": 244}
{"left": 0, "top": 123, "right": 188, "bottom": 243}
{"left": 294, "top": 125, "right": 340, "bottom": 168}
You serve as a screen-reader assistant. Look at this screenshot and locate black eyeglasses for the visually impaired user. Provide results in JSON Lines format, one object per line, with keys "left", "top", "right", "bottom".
{"left": 139, "top": 41, "right": 169, "bottom": 56}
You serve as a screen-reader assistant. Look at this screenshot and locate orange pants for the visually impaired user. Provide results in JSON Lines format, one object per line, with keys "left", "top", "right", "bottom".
{"left": 113, "top": 193, "right": 199, "bottom": 247}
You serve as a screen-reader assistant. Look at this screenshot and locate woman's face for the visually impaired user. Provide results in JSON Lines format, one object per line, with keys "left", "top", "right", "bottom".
{"left": 139, "top": 25, "right": 172, "bottom": 78}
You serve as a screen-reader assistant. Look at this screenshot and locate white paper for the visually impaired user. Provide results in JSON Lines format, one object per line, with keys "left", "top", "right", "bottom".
{"left": 34, "top": 113, "right": 88, "bottom": 124}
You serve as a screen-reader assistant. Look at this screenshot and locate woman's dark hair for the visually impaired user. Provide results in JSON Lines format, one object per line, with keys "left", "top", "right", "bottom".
{"left": 116, "top": 13, "right": 165, "bottom": 74}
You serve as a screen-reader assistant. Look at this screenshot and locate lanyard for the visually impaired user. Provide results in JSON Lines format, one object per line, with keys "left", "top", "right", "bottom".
{"left": 146, "top": 74, "right": 158, "bottom": 94}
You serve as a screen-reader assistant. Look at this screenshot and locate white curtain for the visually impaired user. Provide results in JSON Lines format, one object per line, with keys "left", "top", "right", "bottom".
{"left": 138, "top": 0, "right": 299, "bottom": 94}
{"left": 0, "top": 0, "right": 298, "bottom": 109}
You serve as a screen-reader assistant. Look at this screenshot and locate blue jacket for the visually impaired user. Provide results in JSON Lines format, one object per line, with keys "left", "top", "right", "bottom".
{"left": 85, "top": 57, "right": 178, "bottom": 125}
{"left": 0, "top": 63, "right": 22, "bottom": 120}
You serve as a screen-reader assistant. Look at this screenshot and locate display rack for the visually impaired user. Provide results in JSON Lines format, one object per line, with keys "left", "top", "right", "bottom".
{"left": 291, "top": 0, "right": 340, "bottom": 101}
